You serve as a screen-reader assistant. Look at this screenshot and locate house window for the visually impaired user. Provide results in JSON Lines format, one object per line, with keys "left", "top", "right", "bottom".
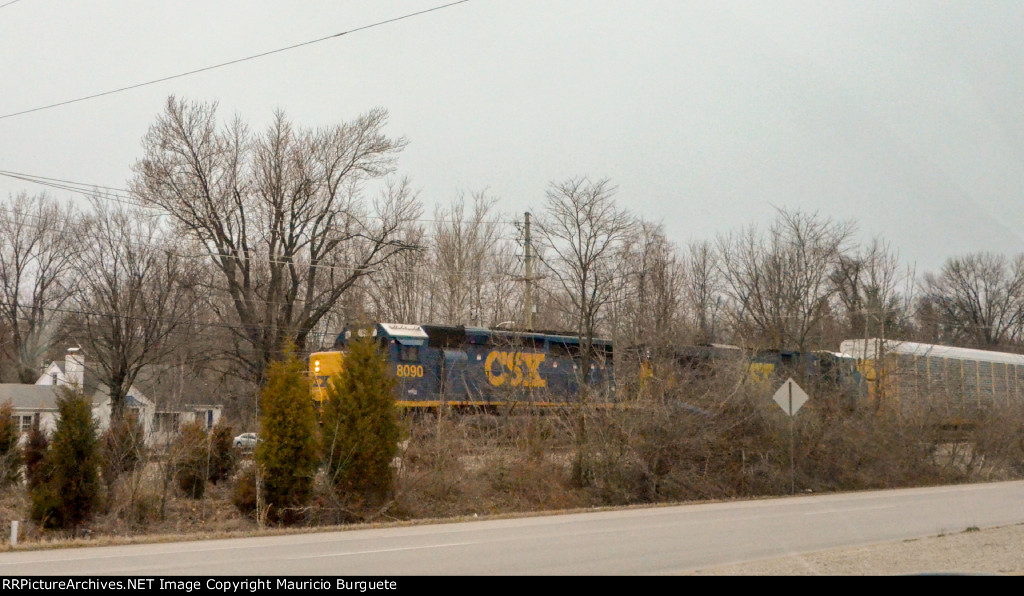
{"left": 12, "top": 415, "right": 32, "bottom": 433}
{"left": 191, "top": 410, "right": 213, "bottom": 429}
{"left": 154, "top": 412, "right": 180, "bottom": 433}
{"left": 51, "top": 373, "right": 57, "bottom": 384}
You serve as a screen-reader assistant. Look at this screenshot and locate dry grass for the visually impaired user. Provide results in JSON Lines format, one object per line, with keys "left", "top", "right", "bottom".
{"left": 1, "top": 473, "right": 256, "bottom": 550}
{"left": 4, "top": 393, "right": 1024, "bottom": 551}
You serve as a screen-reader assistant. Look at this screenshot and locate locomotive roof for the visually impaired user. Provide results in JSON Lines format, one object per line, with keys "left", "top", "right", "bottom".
{"left": 372, "top": 322, "right": 611, "bottom": 345}
{"left": 442, "top": 325, "right": 611, "bottom": 345}
{"left": 378, "top": 322, "right": 428, "bottom": 339}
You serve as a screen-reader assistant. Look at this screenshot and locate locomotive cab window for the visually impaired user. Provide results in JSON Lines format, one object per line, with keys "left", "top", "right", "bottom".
{"left": 399, "top": 345, "right": 419, "bottom": 362}
{"left": 396, "top": 338, "right": 423, "bottom": 362}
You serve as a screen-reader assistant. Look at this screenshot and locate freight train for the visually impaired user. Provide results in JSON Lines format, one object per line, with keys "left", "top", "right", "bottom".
{"left": 309, "top": 322, "right": 1024, "bottom": 425}
{"left": 309, "top": 322, "right": 614, "bottom": 409}
{"left": 666, "top": 338, "right": 1024, "bottom": 422}
{"left": 308, "top": 322, "right": 861, "bottom": 409}
{"left": 632, "top": 342, "right": 865, "bottom": 409}
{"left": 839, "top": 338, "right": 1024, "bottom": 423}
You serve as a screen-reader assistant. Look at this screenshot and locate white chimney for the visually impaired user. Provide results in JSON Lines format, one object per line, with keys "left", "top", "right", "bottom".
{"left": 65, "top": 348, "right": 84, "bottom": 388}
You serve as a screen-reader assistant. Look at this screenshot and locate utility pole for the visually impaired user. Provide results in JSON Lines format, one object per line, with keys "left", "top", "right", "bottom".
{"left": 523, "top": 211, "right": 534, "bottom": 330}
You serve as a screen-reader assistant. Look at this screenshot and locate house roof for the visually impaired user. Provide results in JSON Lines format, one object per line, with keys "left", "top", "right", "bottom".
{"left": 88, "top": 384, "right": 153, "bottom": 408}
{"left": 0, "top": 384, "right": 91, "bottom": 411}
{"left": 36, "top": 352, "right": 221, "bottom": 413}
{"left": 81, "top": 363, "right": 188, "bottom": 402}
{"left": 131, "top": 364, "right": 184, "bottom": 397}
{"left": 42, "top": 359, "right": 172, "bottom": 402}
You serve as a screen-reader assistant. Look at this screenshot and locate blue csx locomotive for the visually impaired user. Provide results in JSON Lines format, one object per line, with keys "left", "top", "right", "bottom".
{"left": 310, "top": 322, "right": 614, "bottom": 408}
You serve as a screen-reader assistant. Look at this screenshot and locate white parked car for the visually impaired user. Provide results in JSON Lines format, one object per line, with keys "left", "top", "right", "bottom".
{"left": 234, "top": 432, "right": 259, "bottom": 450}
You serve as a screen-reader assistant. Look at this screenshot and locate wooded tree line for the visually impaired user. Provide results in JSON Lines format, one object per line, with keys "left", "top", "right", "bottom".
{"left": 3, "top": 96, "right": 1024, "bottom": 421}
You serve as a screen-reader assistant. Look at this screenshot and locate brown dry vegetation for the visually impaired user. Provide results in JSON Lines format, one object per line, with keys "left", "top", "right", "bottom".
{"left": 3, "top": 366, "right": 1024, "bottom": 550}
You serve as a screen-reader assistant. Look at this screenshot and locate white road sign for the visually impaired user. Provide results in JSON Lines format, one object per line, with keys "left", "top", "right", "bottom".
{"left": 773, "top": 378, "right": 808, "bottom": 416}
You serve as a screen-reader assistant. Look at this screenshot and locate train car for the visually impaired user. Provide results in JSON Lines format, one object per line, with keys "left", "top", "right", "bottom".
{"left": 839, "top": 338, "right": 1024, "bottom": 422}
{"left": 310, "top": 322, "right": 614, "bottom": 409}
{"left": 746, "top": 348, "right": 860, "bottom": 385}
{"left": 624, "top": 342, "right": 863, "bottom": 409}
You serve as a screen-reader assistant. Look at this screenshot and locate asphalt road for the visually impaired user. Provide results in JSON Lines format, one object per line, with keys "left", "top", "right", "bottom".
{"left": 2, "top": 480, "right": 1022, "bottom": 575}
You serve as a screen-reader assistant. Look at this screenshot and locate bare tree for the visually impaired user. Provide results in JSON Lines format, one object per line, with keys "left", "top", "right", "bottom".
{"left": 831, "top": 237, "right": 913, "bottom": 343}
{"left": 535, "top": 177, "right": 634, "bottom": 377}
{"left": 367, "top": 222, "right": 432, "bottom": 324}
{"left": 483, "top": 237, "right": 521, "bottom": 328}
{"left": 131, "top": 97, "right": 421, "bottom": 382}
{"left": 534, "top": 177, "right": 633, "bottom": 488}
{"left": 430, "top": 191, "right": 512, "bottom": 326}
{"left": 919, "top": 252, "right": 1024, "bottom": 348}
{"left": 683, "top": 239, "right": 725, "bottom": 345}
{"left": 717, "top": 208, "right": 855, "bottom": 352}
{"left": 0, "top": 192, "right": 78, "bottom": 382}
{"left": 610, "top": 221, "right": 685, "bottom": 353}
{"left": 73, "top": 199, "right": 201, "bottom": 421}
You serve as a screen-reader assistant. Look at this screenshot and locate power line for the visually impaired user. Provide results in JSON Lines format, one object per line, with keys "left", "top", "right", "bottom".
{"left": 0, "top": 169, "right": 130, "bottom": 195}
{"left": 0, "top": 197, "right": 534, "bottom": 279}
{"left": 8, "top": 299, "right": 344, "bottom": 339}
{"left": 0, "top": 0, "right": 24, "bottom": 10}
{"left": 0, "top": 186, "right": 644, "bottom": 290}
{"left": 0, "top": 168, "right": 527, "bottom": 226}
{"left": 0, "top": 211, "right": 534, "bottom": 298}
{"left": 0, "top": 1, "right": 472, "bottom": 120}
{"left": 0, "top": 170, "right": 153, "bottom": 212}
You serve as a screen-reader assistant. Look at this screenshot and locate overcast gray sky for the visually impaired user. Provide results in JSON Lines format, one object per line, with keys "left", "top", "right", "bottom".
{"left": 2, "top": 0, "right": 1022, "bottom": 273}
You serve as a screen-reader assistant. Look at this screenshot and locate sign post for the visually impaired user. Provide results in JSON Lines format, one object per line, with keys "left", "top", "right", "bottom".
{"left": 773, "top": 378, "right": 809, "bottom": 494}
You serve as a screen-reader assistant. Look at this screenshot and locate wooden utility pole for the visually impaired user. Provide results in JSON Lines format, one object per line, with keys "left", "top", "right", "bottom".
{"left": 523, "top": 211, "right": 534, "bottom": 330}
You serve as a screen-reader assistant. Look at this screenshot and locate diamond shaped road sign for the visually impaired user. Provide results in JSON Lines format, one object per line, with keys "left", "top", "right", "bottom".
{"left": 773, "top": 378, "right": 809, "bottom": 416}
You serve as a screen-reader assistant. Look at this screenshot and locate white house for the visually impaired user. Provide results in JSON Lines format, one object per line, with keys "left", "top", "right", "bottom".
{"left": 4, "top": 384, "right": 63, "bottom": 437}
{"left": 3, "top": 348, "right": 223, "bottom": 445}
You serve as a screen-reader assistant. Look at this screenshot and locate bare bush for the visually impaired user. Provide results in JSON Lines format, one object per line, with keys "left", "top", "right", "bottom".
{"left": 390, "top": 412, "right": 476, "bottom": 520}
{"left": 966, "top": 404, "right": 1024, "bottom": 477}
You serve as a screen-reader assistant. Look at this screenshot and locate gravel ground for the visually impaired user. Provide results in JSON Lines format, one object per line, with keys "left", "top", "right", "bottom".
{"left": 685, "top": 522, "right": 1024, "bottom": 575}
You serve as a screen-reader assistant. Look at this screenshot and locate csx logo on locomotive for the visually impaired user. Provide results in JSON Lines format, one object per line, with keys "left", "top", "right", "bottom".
{"left": 484, "top": 351, "right": 547, "bottom": 388}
